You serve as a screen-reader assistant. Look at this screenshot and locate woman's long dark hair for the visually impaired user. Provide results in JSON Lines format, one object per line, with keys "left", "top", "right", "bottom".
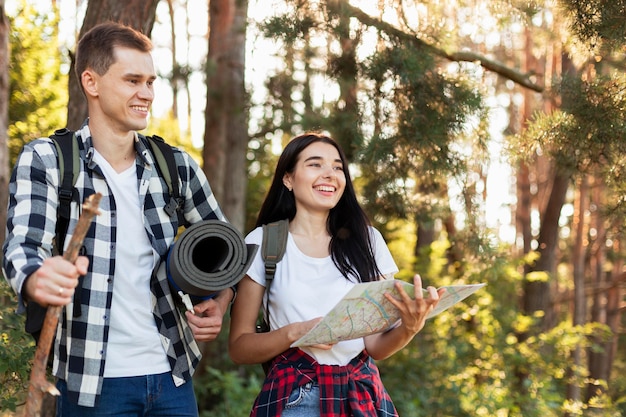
{"left": 255, "top": 133, "right": 383, "bottom": 282}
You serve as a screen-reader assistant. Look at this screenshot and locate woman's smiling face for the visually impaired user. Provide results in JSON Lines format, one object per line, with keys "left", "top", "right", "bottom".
{"left": 283, "top": 141, "right": 347, "bottom": 214}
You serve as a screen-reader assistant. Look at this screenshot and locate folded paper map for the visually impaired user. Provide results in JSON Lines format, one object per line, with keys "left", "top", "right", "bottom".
{"left": 291, "top": 280, "right": 485, "bottom": 347}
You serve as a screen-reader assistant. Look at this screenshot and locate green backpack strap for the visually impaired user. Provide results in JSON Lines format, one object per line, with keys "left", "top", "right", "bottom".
{"left": 258, "top": 219, "right": 289, "bottom": 374}
{"left": 27, "top": 128, "right": 82, "bottom": 337}
{"left": 49, "top": 128, "right": 80, "bottom": 253}
{"left": 146, "top": 134, "right": 189, "bottom": 228}
{"left": 261, "top": 219, "right": 289, "bottom": 283}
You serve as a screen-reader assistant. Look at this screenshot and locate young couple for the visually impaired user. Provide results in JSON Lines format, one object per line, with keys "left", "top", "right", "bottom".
{"left": 3, "top": 21, "right": 442, "bottom": 417}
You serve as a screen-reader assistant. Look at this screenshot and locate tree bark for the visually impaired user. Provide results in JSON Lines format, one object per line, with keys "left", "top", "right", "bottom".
{"left": 523, "top": 170, "right": 569, "bottom": 322}
{"left": 166, "top": 0, "right": 179, "bottom": 120}
{"left": 203, "top": 0, "right": 249, "bottom": 231}
{"left": 326, "top": 0, "right": 361, "bottom": 159}
{"left": 66, "top": 0, "right": 161, "bottom": 130}
{"left": 523, "top": 52, "right": 577, "bottom": 327}
{"left": 0, "top": 25, "right": 21, "bottom": 412}
{"left": 198, "top": 0, "right": 249, "bottom": 401}
{"left": 565, "top": 175, "right": 588, "bottom": 408}
{"left": 586, "top": 177, "right": 617, "bottom": 405}
{"left": 0, "top": 0, "right": 9, "bottom": 258}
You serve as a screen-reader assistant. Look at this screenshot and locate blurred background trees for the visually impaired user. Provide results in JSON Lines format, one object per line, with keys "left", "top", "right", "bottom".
{"left": 1, "top": 0, "right": 625, "bottom": 416}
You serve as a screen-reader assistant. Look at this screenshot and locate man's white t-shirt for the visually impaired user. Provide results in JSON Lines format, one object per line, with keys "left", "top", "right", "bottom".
{"left": 245, "top": 225, "right": 398, "bottom": 365}
{"left": 93, "top": 151, "right": 170, "bottom": 377}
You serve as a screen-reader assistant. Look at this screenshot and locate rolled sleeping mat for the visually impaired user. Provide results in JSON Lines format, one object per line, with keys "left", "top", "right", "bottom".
{"left": 166, "top": 219, "right": 258, "bottom": 300}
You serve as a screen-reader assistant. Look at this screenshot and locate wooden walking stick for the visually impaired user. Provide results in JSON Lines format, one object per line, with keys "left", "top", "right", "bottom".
{"left": 22, "top": 192, "right": 102, "bottom": 417}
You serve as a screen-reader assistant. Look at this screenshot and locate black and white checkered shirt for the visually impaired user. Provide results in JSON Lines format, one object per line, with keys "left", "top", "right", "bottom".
{"left": 3, "top": 122, "right": 226, "bottom": 407}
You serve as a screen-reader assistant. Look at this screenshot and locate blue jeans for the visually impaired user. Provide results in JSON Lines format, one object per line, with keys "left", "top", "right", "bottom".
{"left": 281, "top": 382, "right": 320, "bottom": 417}
{"left": 56, "top": 372, "right": 198, "bottom": 417}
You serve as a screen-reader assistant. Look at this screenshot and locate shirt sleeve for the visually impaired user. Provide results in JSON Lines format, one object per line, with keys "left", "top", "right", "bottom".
{"left": 243, "top": 226, "right": 265, "bottom": 286}
{"left": 2, "top": 139, "right": 61, "bottom": 311}
{"left": 177, "top": 150, "right": 227, "bottom": 224}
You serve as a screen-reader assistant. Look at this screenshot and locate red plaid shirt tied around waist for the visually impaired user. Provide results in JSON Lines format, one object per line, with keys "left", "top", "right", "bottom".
{"left": 251, "top": 348, "right": 398, "bottom": 417}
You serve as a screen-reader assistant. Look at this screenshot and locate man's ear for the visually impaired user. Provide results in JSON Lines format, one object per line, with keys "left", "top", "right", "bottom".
{"left": 81, "top": 70, "right": 98, "bottom": 97}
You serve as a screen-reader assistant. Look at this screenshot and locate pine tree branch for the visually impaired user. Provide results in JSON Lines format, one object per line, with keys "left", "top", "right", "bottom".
{"left": 344, "top": 2, "right": 544, "bottom": 93}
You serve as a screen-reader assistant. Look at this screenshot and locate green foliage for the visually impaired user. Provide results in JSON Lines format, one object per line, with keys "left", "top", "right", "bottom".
{"left": 195, "top": 367, "right": 263, "bottom": 417}
{"left": 376, "top": 241, "right": 624, "bottom": 417}
{"left": 558, "top": 0, "right": 626, "bottom": 52}
{"left": 260, "top": 14, "right": 316, "bottom": 44}
{"left": 8, "top": 1, "right": 68, "bottom": 165}
{"left": 383, "top": 219, "right": 418, "bottom": 279}
{"left": 0, "top": 280, "right": 34, "bottom": 412}
{"left": 147, "top": 110, "right": 202, "bottom": 162}
{"left": 512, "top": 75, "right": 626, "bottom": 171}
{"left": 510, "top": 73, "right": 626, "bottom": 226}
{"left": 358, "top": 44, "right": 487, "bottom": 224}
{"left": 245, "top": 134, "right": 281, "bottom": 232}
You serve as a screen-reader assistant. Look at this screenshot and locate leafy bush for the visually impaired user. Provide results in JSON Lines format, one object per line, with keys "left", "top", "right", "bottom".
{"left": 195, "top": 366, "right": 263, "bottom": 417}
{"left": 0, "top": 279, "right": 34, "bottom": 412}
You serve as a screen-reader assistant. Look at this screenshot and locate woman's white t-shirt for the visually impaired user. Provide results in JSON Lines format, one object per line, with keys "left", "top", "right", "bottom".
{"left": 245, "top": 225, "right": 398, "bottom": 366}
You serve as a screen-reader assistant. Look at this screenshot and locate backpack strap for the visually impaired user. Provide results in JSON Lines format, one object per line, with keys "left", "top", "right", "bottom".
{"left": 50, "top": 128, "right": 85, "bottom": 319}
{"left": 49, "top": 128, "right": 80, "bottom": 254}
{"left": 146, "top": 135, "right": 189, "bottom": 228}
{"left": 261, "top": 219, "right": 289, "bottom": 283}
{"left": 257, "top": 219, "right": 289, "bottom": 374}
{"left": 260, "top": 219, "right": 289, "bottom": 320}
{"left": 26, "top": 128, "right": 81, "bottom": 341}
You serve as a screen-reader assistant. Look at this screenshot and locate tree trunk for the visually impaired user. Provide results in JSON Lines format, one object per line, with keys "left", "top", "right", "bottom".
{"left": 222, "top": 0, "right": 249, "bottom": 231}
{"left": 516, "top": 161, "right": 531, "bottom": 255}
{"left": 326, "top": 0, "right": 360, "bottom": 159}
{"left": 566, "top": 175, "right": 589, "bottom": 409}
{"left": 66, "top": 0, "right": 161, "bottom": 130}
{"left": 586, "top": 177, "right": 617, "bottom": 406}
{"left": 523, "top": 52, "right": 577, "bottom": 328}
{"left": 166, "top": 0, "right": 179, "bottom": 119}
{"left": 517, "top": 25, "right": 533, "bottom": 261}
{"left": 202, "top": 0, "right": 249, "bottom": 231}
{"left": 0, "top": 0, "right": 9, "bottom": 256}
{"left": 523, "top": 170, "right": 569, "bottom": 323}
{"left": 198, "top": 1, "right": 249, "bottom": 404}
{"left": 203, "top": 0, "right": 232, "bottom": 215}
{"left": 596, "top": 265, "right": 624, "bottom": 398}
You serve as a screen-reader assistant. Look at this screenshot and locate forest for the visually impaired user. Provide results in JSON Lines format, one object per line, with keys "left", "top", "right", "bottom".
{"left": 1, "top": 0, "right": 625, "bottom": 416}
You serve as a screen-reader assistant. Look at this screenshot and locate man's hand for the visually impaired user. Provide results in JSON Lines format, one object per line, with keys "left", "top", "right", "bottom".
{"left": 185, "top": 291, "right": 231, "bottom": 342}
{"left": 23, "top": 256, "right": 89, "bottom": 307}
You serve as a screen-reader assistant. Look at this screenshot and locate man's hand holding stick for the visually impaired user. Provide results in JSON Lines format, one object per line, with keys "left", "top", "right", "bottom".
{"left": 22, "top": 192, "right": 102, "bottom": 417}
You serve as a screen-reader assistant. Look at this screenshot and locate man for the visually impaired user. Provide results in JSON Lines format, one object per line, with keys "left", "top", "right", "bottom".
{"left": 2, "top": 22, "right": 234, "bottom": 416}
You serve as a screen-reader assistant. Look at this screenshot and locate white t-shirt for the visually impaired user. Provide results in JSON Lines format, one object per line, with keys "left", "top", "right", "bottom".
{"left": 245, "top": 224, "right": 398, "bottom": 365}
{"left": 93, "top": 151, "right": 170, "bottom": 377}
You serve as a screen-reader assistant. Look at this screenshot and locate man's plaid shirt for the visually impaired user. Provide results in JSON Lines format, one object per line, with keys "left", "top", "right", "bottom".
{"left": 2, "top": 123, "right": 226, "bottom": 407}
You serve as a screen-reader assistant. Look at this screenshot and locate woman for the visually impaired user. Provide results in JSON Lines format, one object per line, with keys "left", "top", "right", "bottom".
{"left": 229, "top": 132, "right": 443, "bottom": 416}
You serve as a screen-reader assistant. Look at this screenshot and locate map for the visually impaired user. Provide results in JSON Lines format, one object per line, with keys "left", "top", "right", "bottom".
{"left": 291, "top": 280, "right": 486, "bottom": 347}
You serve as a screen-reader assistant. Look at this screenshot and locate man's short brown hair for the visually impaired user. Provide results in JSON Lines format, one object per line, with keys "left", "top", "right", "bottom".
{"left": 75, "top": 22, "right": 152, "bottom": 86}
